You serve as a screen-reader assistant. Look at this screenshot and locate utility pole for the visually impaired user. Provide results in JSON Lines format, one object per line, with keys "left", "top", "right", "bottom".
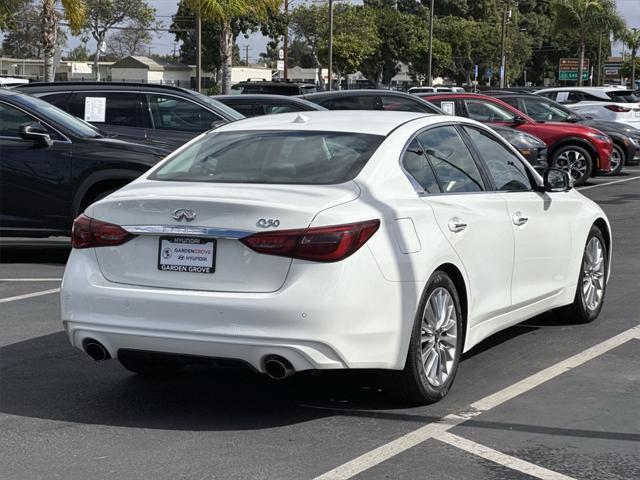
{"left": 244, "top": 45, "right": 250, "bottom": 66}
{"left": 195, "top": 6, "right": 202, "bottom": 93}
{"left": 283, "top": 0, "right": 289, "bottom": 80}
{"left": 596, "top": 32, "right": 602, "bottom": 86}
{"left": 499, "top": 2, "right": 509, "bottom": 88}
{"left": 328, "top": 0, "right": 333, "bottom": 91}
{"left": 427, "top": 0, "right": 434, "bottom": 86}
{"left": 632, "top": 28, "right": 638, "bottom": 89}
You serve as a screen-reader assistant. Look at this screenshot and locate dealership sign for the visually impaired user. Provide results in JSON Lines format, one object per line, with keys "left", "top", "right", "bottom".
{"left": 558, "top": 58, "right": 589, "bottom": 81}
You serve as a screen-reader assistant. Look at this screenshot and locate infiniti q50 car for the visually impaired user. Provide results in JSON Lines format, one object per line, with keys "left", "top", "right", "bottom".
{"left": 61, "top": 111, "right": 611, "bottom": 404}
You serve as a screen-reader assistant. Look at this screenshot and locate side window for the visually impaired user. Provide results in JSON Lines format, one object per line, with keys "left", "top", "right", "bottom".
{"left": 224, "top": 102, "right": 256, "bottom": 117}
{"left": 40, "top": 93, "right": 70, "bottom": 110}
{"left": 464, "top": 127, "right": 533, "bottom": 192}
{"left": 320, "top": 96, "right": 379, "bottom": 110}
{"left": 522, "top": 98, "right": 568, "bottom": 122}
{"left": 417, "top": 126, "right": 485, "bottom": 193}
{"left": 380, "top": 95, "right": 434, "bottom": 113}
{"left": 147, "top": 94, "right": 224, "bottom": 132}
{"left": 0, "top": 102, "right": 36, "bottom": 137}
{"left": 264, "top": 102, "right": 306, "bottom": 114}
{"left": 501, "top": 97, "right": 520, "bottom": 110}
{"left": 401, "top": 138, "right": 440, "bottom": 193}
{"left": 68, "top": 92, "right": 146, "bottom": 127}
{"left": 464, "top": 99, "right": 516, "bottom": 122}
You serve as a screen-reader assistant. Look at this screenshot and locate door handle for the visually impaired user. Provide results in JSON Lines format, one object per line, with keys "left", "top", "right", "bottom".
{"left": 512, "top": 212, "right": 529, "bottom": 226}
{"left": 448, "top": 217, "right": 468, "bottom": 233}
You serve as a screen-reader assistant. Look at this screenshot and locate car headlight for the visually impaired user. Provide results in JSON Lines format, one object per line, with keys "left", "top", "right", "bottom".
{"left": 587, "top": 132, "right": 611, "bottom": 143}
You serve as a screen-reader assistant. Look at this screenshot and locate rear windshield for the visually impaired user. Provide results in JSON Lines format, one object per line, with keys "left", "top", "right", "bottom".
{"left": 150, "top": 130, "right": 384, "bottom": 184}
{"left": 607, "top": 90, "right": 640, "bottom": 103}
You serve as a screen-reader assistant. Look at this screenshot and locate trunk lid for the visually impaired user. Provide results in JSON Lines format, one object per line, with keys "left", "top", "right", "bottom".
{"left": 89, "top": 181, "right": 359, "bottom": 292}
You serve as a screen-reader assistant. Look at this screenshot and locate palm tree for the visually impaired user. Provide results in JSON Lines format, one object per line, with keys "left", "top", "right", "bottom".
{"left": 553, "top": 0, "right": 620, "bottom": 86}
{"left": 41, "top": 0, "right": 86, "bottom": 82}
{"left": 187, "top": 0, "right": 281, "bottom": 94}
{"left": 621, "top": 28, "right": 640, "bottom": 88}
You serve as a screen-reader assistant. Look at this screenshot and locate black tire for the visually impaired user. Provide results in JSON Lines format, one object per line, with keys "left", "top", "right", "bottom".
{"left": 604, "top": 143, "right": 625, "bottom": 176}
{"left": 559, "top": 225, "right": 608, "bottom": 324}
{"left": 118, "top": 351, "right": 183, "bottom": 376}
{"left": 551, "top": 144, "right": 593, "bottom": 186}
{"left": 392, "top": 271, "right": 464, "bottom": 404}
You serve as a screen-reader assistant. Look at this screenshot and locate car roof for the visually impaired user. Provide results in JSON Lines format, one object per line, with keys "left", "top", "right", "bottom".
{"left": 213, "top": 110, "right": 435, "bottom": 136}
{"left": 536, "top": 87, "right": 628, "bottom": 93}
{"left": 302, "top": 89, "right": 423, "bottom": 99}
{"left": 15, "top": 81, "right": 196, "bottom": 95}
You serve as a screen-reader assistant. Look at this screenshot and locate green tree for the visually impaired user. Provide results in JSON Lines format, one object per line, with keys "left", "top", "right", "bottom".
{"left": 620, "top": 29, "right": 640, "bottom": 87}
{"left": 40, "top": 0, "right": 87, "bottom": 81}
{"left": 287, "top": 39, "right": 315, "bottom": 68}
{"left": 82, "top": 0, "right": 156, "bottom": 80}
{"left": 106, "top": 19, "right": 160, "bottom": 59}
{"left": 65, "top": 44, "right": 91, "bottom": 61}
{"left": 553, "top": 0, "right": 623, "bottom": 86}
{"left": 186, "top": 0, "right": 281, "bottom": 94}
{"left": 2, "top": 2, "right": 66, "bottom": 59}
{"left": 0, "top": 0, "right": 29, "bottom": 30}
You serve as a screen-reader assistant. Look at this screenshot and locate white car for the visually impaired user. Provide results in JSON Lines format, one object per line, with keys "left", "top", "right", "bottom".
{"left": 535, "top": 87, "right": 640, "bottom": 129}
{"left": 409, "top": 86, "right": 465, "bottom": 94}
{"left": 61, "top": 111, "right": 611, "bottom": 404}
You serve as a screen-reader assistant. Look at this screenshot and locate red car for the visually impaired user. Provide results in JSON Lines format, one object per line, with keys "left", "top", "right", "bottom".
{"left": 418, "top": 93, "right": 612, "bottom": 185}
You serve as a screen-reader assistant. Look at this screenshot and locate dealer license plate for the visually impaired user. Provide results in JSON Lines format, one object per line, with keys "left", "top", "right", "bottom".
{"left": 158, "top": 236, "right": 216, "bottom": 274}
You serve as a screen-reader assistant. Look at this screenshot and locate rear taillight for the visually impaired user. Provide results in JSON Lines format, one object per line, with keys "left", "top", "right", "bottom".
{"left": 604, "top": 105, "right": 632, "bottom": 113}
{"left": 240, "top": 219, "right": 380, "bottom": 262}
{"left": 72, "top": 214, "right": 133, "bottom": 249}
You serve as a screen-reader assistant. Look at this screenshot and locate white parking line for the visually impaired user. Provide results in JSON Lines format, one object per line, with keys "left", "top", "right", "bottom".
{"left": 0, "top": 288, "right": 60, "bottom": 304}
{"left": 436, "top": 432, "right": 576, "bottom": 480}
{"left": 578, "top": 175, "right": 640, "bottom": 191}
{"left": 0, "top": 278, "right": 62, "bottom": 282}
{"left": 313, "top": 325, "right": 640, "bottom": 480}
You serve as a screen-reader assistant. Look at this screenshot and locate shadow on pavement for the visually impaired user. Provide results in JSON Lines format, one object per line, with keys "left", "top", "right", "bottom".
{"left": 0, "top": 245, "right": 70, "bottom": 264}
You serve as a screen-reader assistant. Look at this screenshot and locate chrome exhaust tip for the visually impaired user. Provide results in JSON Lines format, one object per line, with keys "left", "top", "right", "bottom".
{"left": 264, "top": 355, "right": 295, "bottom": 380}
{"left": 84, "top": 340, "right": 110, "bottom": 361}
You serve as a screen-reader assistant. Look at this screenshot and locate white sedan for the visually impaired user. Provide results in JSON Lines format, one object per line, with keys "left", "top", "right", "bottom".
{"left": 61, "top": 111, "right": 611, "bottom": 404}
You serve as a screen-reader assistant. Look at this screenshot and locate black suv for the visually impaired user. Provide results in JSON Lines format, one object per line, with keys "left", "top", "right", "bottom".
{"left": 214, "top": 94, "right": 326, "bottom": 117}
{"left": 230, "top": 80, "right": 318, "bottom": 96}
{"left": 16, "top": 82, "right": 243, "bottom": 149}
{"left": 0, "top": 89, "right": 171, "bottom": 237}
{"left": 300, "top": 89, "right": 442, "bottom": 113}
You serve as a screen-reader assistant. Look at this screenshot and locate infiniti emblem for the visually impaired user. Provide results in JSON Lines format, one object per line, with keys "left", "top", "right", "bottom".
{"left": 172, "top": 208, "right": 197, "bottom": 222}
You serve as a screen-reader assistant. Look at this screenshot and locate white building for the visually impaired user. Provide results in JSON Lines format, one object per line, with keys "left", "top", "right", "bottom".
{"left": 0, "top": 56, "right": 113, "bottom": 82}
{"left": 110, "top": 56, "right": 192, "bottom": 86}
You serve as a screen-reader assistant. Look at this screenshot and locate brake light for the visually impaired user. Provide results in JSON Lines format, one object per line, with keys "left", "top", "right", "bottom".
{"left": 240, "top": 220, "right": 380, "bottom": 262}
{"left": 604, "top": 105, "right": 632, "bottom": 113}
{"left": 72, "top": 214, "right": 134, "bottom": 249}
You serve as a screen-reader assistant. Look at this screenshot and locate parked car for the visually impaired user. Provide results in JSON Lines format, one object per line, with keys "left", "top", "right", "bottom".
{"left": 302, "top": 90, "right": 548, "bottom": 169}
{"left": 214, "top": 94, "right": 326, "bottom": 117}
{"left": 408, "top": 86, "right": 465, "bottom": 94}
{"left": 300, "top": 89, "right": 442, "bottom": 113}
{"left": 62, "top": 111, "right": 611, "bottom": 404}
{"left": 0, "top": 88, "right": 171, "bottom": 237}
{"left": 16, "top": 82, "right": 244, "bottom": 150}
{"left": 418, "top": 92, "right": 612, "bottom": 185}
{"left": 230, "top": 80, "right": 318, "bottom": 96}
{"left": 534, "top": 87, "right": 640, "bottom": 129}
{"left": 489, "top": 91, "right": 640, "bottom": 175}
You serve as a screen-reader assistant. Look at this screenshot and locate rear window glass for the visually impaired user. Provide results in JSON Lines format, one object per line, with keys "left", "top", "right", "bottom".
{"left": 150, "top": 130, "right": 384, "bottom": 184}
{"left": 607, "top": 91, "right": 640, "bottom": 103}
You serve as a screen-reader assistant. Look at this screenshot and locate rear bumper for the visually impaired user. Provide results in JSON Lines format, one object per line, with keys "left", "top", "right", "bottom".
{"left": 61, "top": 248, "right": 418, "bottom": 373}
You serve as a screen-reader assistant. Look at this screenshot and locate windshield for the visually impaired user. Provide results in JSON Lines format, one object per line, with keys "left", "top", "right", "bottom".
{"left": 188, "top": 90, "right": 245, "bottom": 120}
{"left": 150, "top": 130, "right": 384, "bottom": 184}
{"left": 607, "top": 90, "right": 640, "bottom": 103}
{"left": 523, "top": 98, "right": 579, "bottom": 122}
{"left": 16, "top": 93, "right": 102, "bottom": 138}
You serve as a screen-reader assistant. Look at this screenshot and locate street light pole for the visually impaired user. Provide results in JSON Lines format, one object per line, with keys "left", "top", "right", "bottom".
{"left": 328, "top": 0, "right": 333, "bottom": 91}
{"left": 195, "top": 6, "right": 202, "bottom": 93}
{"left": 283, "top": 0, "right": 289, "bottom": 80}
{"left": 499, "top": 3, "right": 508, "bottom": 88}
{"left": 427, "top": 0, "right": 434, "bottom": 86}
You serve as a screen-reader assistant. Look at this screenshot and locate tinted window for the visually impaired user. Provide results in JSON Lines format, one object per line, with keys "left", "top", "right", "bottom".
{"left": 465, "top": 127, "right": 532, "bottom": 192}
{"left": 522, "top": 98, "right": 571, "bottom": 122}
{"left": 0, "top": 102, "right": 35, "bottom": 137}
{"left": 380, "top": 95, "right": 434, "bottom": 113}
{"left": 607, "top": 90, "right": 640, "bottom": 103}
{"left": 465, "top": 99, "right": 516, "bottom": 122}
{"left": 224, "top": 102, "right": 256, "bottom": 117}
{"left": 147, "top": 94, "right": 224, "bottom": 132}
{"left": 69, "top": 92, "right": 146, "bottom": 127}
{"left": 417, "top": 126, "right": 484, "bottom": 193}
{"left": 501, "top": 97, "right": 520, "bottom": 110}
{"left": 402, "top": 138, "right": 440, "bottom": 193}
{"left": 319, "top": 96, "right": 379, "bottom": 110}
{"left": 150, "top": 130, "right": 384, "bottom": 185}
{"left": 264, "top": 102, "right": 307, "bottom": 114}
{"left": 41, "top": 93, "right": 69, "bottom": 110}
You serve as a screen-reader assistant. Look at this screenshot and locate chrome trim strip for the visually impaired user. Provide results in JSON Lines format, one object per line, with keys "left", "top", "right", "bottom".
{"left": 122, "top": 225, "right": 252, "bottom": 239}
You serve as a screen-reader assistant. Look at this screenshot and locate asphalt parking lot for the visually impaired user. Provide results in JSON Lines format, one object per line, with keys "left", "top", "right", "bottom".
{"left": 1, "top": 168, "right": 640, "bottom": 480}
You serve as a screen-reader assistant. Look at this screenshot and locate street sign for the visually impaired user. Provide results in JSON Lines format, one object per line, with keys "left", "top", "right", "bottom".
{"left": 558, "top": 58, "right": 589, "bottom": 81}
{"left": 486, "top": 67, "right": 493, "bottom": 81}
{"left": 278, "top": 49, "right": 284, "bottom": 60}
{"left": 276, "top": 60, "right": 285, "bottom": 71}
{"left": 474, "top": 64, "right": 478, "bottom": 81}
{"left": 499, "top": 65, "right": 505, "bottom": 80}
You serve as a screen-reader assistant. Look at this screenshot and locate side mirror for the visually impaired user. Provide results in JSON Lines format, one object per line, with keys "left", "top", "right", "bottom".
{"left": 544, "top": 168, "right": 572, "bottom": 192}
{"left": 19, "top": 122, "right": 53, "bottom": 148}
{"left": 512, "top": 115, "right": 526, "bottom": 126}
{"left": 565, "top": 113, "right": 580, "bottom": 123}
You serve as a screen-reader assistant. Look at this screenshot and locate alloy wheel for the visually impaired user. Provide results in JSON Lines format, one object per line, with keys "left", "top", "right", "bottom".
{"left": 420, "top": 287, "right": 458, "bottom": 387}
{"left": 609, "top": 147, "right": 622, "bottom": 173}
{"left": 582, "top": 237, "right": 605, "bottom": 311}
{"left": 555, "top": 149, "right": 589, "bottom": 181}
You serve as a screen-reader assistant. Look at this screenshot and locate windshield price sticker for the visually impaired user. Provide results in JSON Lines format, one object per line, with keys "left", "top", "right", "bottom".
{"left": 84, "top": 97, "right": 106, "bottom": 122}
{"left": 158, "top": 236, "right": 216, "bottom": 274}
